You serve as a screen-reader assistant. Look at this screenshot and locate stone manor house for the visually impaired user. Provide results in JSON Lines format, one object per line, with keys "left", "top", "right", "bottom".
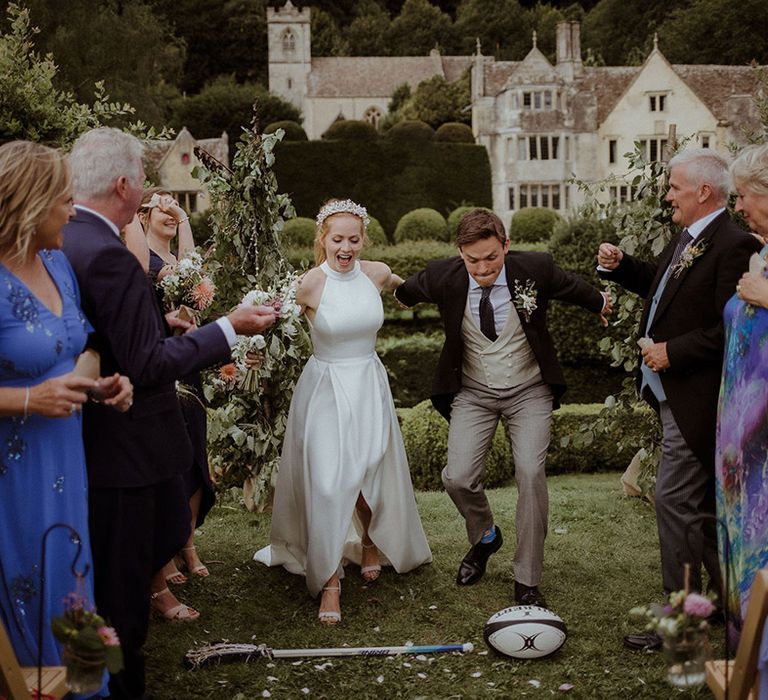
{"left": 268, "top": 1, "right": 764, "bottom": 223}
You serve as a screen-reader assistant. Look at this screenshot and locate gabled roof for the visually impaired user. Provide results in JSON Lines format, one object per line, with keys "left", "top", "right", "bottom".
{"left": 145, "top": 127, "right": 229, "bottom": 170}
{"left": 307, "top": 55, "right": 472, "bottom": 98}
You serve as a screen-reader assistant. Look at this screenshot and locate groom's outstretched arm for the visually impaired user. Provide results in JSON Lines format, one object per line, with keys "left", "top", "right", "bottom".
{"left": 394, "top": 266, "right": 436, "bottom": 308}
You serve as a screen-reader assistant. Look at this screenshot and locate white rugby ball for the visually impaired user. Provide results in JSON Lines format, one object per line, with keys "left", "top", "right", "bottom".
{"left": 483, "top": 605, "right": 567, "bottom": 659}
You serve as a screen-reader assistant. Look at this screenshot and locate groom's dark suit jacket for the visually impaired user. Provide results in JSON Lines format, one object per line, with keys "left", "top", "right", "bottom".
{"left": 62, "top": 209, "right": 231, "bottom": 488}
{"left": 598, "top": 211, "right": 761, "bottom": 470}
{"left": 396, "top": 251, "right": 605, "bottom": 420}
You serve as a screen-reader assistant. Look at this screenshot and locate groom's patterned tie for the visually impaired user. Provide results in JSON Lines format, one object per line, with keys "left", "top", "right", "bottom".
{"left": 479, "top": 285, "right": 498, "bottom": 341}
{"left": 668, "top": 229, "right": 693, "bottom": 271}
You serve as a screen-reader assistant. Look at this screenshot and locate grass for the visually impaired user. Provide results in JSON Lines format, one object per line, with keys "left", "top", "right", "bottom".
{"left": 144, "top": 473, "right": 720, "bottom": 699}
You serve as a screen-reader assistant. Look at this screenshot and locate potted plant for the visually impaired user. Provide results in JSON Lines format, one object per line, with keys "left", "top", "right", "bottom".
{"left": 51, "top": 592, "right": 123, "bottom": 693}
{"left": 630, "top": 587, "right": 715, "bottom": 688}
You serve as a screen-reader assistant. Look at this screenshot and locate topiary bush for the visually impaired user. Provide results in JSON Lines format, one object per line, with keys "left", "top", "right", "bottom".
{"left": 377, "top": 333, "right": 442, "bottom": 407}
{"left": 366, "top": 215, "right": 388, "bottom": 246}
{"left": 282, "top": 217, "right": 317, "bottom": 248}
{"left": 388, "top": 119, "right": 435, "bottom": 142}
{"left": 398, "top": 401, "right": 637, "bottom": 490}
{"left": 508, "top": 207, "right": 562, "bottom": 244}
{"left": 394, "top": 208, "right": 449, "bottom": 243}
{"left": 435, "top": 122, "right": 474, "bottom": 143}
{"left": 264, "top": 120, "right": 308, "bottom": 141}
{"left": 322, "top": 119, "right": 379, "bottom": 141}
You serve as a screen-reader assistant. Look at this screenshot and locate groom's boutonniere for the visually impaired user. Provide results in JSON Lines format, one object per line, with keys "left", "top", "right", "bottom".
{"left": 671, "top": 240, "right": 709, "bottom": 278}
{"left": 513, "top": 279, "right": 537, "bottom": 322}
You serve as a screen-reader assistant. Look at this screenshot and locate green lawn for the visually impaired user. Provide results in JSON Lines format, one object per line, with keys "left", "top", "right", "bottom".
{"left": 145, "top": 473, "right": 720, "bottom": 699}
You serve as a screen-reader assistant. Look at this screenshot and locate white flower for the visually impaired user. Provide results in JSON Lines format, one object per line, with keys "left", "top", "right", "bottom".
{"left": 513, "top": 279, "right": 538, "bottom": 322}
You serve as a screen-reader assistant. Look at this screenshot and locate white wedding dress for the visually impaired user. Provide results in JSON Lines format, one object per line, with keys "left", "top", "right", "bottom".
{"left": 254, "top": 260, "right": 432, "bottom": 595}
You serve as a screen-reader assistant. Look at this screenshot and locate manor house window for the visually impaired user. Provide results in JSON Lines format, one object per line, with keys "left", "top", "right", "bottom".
{"left": 519, "top": 183, "right": 562, "bottom": 210}
{"left": 648, "top": 92, "right": 668, "bottom": 112}
{"left": 609, "top": 184, "right": 637, "bottom": 202}
{"left": 639, "top": 137, "right": 668, "bottom": 163}
{"left": 518, "top": 134, "right": 560, "bottom": 160}
{"left": 608, "top": 139, "right": 617, "bottom": 164}
{"left": 522, "top": 89, "right": 555, "bottom": 112}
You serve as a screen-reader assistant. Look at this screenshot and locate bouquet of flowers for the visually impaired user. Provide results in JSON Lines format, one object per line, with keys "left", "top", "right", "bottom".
{"left": 52, "top": 592, "right": 123, "bottom": 692}
{"left": 159, "top": 249, "right": 216, "bottom": 323}
{"left": 630, "top": 589, "right": 716, "bottom": 640}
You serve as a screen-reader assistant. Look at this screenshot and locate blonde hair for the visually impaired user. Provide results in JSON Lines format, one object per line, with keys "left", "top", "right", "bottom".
{"left": 731, "top": 143, "right": 768, "bottom": 196}
{"left": 0, "top": 141, "right": 71, "bottom": 264}
{"left": 313, "top": 199, "right": 367, "bottom": 265}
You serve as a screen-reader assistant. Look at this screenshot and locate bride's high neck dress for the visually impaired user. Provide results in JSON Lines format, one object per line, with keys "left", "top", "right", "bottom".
{"left": 254, "top": 260, "right": 431, "bottom": 595}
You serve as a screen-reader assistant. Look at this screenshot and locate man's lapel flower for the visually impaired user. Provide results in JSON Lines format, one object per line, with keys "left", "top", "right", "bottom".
{"left": 513, "top": 279, "right": 537, "bottom": 322}
{"left": 671, "top": 240, "right": 708, "bottom": 278}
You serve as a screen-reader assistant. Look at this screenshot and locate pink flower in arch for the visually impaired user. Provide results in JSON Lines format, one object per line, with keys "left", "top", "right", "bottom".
{"left": 683, "top": 593, "right": 715, "bottom": 619}
{"left": 97, "top": 625, "right": 120, "bottom": 647}
{"left": 191, "top": 277, "right": 216, "bottom": 310}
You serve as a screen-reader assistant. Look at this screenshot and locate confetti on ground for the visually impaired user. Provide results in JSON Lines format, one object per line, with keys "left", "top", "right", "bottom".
{"left": 373, "top": 626, "right": 380, "bottom": 632}
{"left": 528, "top": 679, "right": 541, "bottom": 688}
{"left": 416, "top": 655, "right": 427, "bottom": 661}
{"left": 428, "top": 605, "right": 437, "bottom": 610}
{"left": 403, "top": 662, "right": 412, "bottom": 668}
{"left": 261, "top": 691, "right": 271, "bottom": 698}
{"left": 376, "top": 675, "right": 385, "bottom": 684}
{"left": 292, "top": 660, "right": 303, "bottom": 666}
{"left": 266, "top": 663, "right": 275, "bottom": 668}
{"left": 417, "top": 673, "right": 427, "bottom": 679}
{"left": 487, "top": 682, "right": 496, "bottom": 687}
{"left": 471, "top": 672, "right": 482, "bottom": 678}
{"left": 559, "top": 683, "right": 575, "bottom": 692}
{"left": 267, "top": 676, "right": 278, "bottom": 682}
{"left": 477, "top": 651, "right": 488, "bottom": 656}
{"left": 301, "top": 689, "right": 310, "bottom": 695}
{"left": 554, "top": 527, "right": 568, "bottom": 535}
{"left": 314, "top": 663, "right": 332, "bottom": 671}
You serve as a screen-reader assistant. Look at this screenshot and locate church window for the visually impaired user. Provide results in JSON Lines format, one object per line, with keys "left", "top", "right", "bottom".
{"left": 181, "top": 152, "right": 190, "bottom": 165}
{"left": 287, "top": 78, "right": 292, "bottom": 90}
{"left": 282, "top": 29, "right": 295, "bottom": 53}
{"left": 363, "top": 106, "right": 382, "bottom": 129}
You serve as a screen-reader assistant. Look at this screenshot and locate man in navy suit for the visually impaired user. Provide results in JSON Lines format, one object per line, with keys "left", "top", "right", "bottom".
{"left": 597, "top": 148, "right": 762, "bottom": 650}
{"left": 62, "top": 127, "right": 277, "bottom": 699}
{"left": 395, "top": 209, "right": 611, "bottom": 608}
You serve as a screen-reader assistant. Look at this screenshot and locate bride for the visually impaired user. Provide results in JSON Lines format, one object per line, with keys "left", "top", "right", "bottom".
{"left": 254, "top": 199, "right": 432, "bottom": 623}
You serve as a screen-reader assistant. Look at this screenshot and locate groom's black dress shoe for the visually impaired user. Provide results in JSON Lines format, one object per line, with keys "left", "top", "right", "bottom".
{"left": 623, "top": 630, "right": 662, "bottom": 651}
{"left": 514, "top": 582, "right": 548, "bottom": 608}
{"left": 456, "top": 528, "right": 503, "bottom": 586}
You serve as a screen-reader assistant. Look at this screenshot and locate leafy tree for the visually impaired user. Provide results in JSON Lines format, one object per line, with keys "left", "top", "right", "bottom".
{"left": 524, "top": 2, "right": 566, "bottom": 61}
{"left": 452, "top": 0, "right": 529, "bottom": 59}
{"left": 169, "top": 75, "right": 300, "bottom": 153}
{"left": 3, "top": 0, "right": 183, "bottom": 126}
{"left": 344, "top": 0, "right": 391, "bottom": 56}
{"left": 398, "top": 72, "right": 470, "bottom": 127}
{"left": 0, "top": 4, "right": 134, "bottom": 146}
{"left": 310, "top": 7, "right": 348, "bottom": 56}
{"left": 657, "top": 0, "right": 768, "bottom": 65}
{"left": 386, "top": 0, "right": 453, "bottom": 56}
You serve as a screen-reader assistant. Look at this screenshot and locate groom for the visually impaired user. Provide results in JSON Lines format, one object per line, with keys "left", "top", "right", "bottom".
{"left": 395, "top": 209, "right": 611, "bottom": 607}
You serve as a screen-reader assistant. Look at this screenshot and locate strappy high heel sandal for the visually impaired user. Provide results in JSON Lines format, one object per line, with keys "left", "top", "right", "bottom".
{"left": 361, "top": 542, "right": 381, "bottom": 582}
{"left": 182, "top": 545, "right": 209, "bottom": 578}
{"left": 150, "top": 587, "right": 200, "bottom": 623}
{"left": 318, "top": 584, "right": 341, "bottom": 625}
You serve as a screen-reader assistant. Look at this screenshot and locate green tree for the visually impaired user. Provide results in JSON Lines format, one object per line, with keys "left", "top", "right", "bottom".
{"left": 169, "top": 75, "right": 300, "bottom": 152}
{"left": 452, "top": 0, "right": 529, "bottom": 59}
{"left": 399, "top": 73, "right": 470, "bottom": 127}
{"left": 657, "top": 0, "right": 768, "bottom": 65}
{"left": 3, "top": 0, "right": 184, "bottom": 126}
{"left": 0, "top": 4, "right": 134, "bottom": 146}
{"left": 344, "top": 0, "right": 391, "bottom": 56}
{"left": 311, "top": 7, "right": 348, "bottom": 56}
{"left": 386, "top": 0, "right": 453, "bottom": 56}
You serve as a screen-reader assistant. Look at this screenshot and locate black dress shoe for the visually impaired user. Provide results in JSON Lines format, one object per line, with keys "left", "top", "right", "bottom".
{"left": 514, "top": 582, "right": 548, "bottom": 608}
{"left": 623, "top": 630, "right": 662, "bottom": 651}
{"left": 456, "top": 528, "right": 503, "bottom": 586}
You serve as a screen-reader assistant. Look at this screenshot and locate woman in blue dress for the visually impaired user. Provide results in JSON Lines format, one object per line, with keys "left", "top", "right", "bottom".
{"left": 0, "top": 141, "right": 132, "bottom": 695}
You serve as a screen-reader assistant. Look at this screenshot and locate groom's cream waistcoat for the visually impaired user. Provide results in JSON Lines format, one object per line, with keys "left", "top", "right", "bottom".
{"left": 461, "top": 297, "right": 541, "bottom": 389}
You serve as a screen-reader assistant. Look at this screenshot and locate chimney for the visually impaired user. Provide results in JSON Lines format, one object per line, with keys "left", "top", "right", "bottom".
{"left": 556, "top": 21, "right": 583, "bottom": 81}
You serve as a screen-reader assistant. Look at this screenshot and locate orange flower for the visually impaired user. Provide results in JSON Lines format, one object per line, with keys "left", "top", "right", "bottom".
{"left": 191, "top": 277, "right": 216, "bottom": 310}
{"left": 219, "top": 364, "right": 237, "bottom": 382}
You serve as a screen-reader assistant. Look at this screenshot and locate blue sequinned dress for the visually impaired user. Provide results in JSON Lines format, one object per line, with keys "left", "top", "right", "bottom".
{"left": 0, "top": 250, "right": 106, "bottom": 696}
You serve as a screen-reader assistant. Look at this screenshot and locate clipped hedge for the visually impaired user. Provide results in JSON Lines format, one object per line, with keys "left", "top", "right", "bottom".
{"left": 398, "top": 401, "right": 636, "bottom": 491}
{"left": 435, "top": 122, "right": 474, "bottom": 143}
{"left": 388, "top": 119, "right": 435, "bottom": 141}
{"left": 377, "top": 333, "right": 442, "bottom": 407}
{"left": 394, "top": 208, "right": 449, "bottom": 244}
{"left": 273, "top": 140, "right": 492, "bottom": 235}
{"left": 509, "top": 207, "right": 562, "bottom": 244}
{"left": 282, "top": 217, "right": 316, "bottom": 248}
{"left": 367, "top": 215, "right": 388, "bottom": 246}
{"left": 264, "top": 120, "right": 308, "bottom": 141}
{"left": 322, "top": 119, "right": 378, "bottom": 141}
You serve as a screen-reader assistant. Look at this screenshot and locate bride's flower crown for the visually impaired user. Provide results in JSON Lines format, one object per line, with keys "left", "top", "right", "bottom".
{"left": 315, "top": 199, "right": 370, "bottom": 229}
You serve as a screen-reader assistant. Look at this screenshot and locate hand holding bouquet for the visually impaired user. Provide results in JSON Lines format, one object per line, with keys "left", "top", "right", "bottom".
{"left": 159, "top": 249, "right": 216, "bottom": 323}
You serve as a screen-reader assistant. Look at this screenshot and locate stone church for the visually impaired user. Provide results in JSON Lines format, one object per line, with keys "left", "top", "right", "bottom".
{"left": 268, "top": 1, "right": 763, "bottom": 222}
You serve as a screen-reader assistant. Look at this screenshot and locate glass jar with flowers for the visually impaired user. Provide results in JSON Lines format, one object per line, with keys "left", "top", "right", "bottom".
{"left": 630, "top": 587, "right": 715, "bottom": 688}
{"left": 51, "top": 592, "right": 123, "bottom": 693}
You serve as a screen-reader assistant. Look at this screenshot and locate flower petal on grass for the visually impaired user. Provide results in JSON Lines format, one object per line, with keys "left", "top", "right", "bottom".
{"left": 528, "top": 679, "right": 541, "bottom": 688}
{"left": 376, "top": 675, "right": 385, "bottom": 684}
{"left": 559, "top": 683, "right": 575, "bottom": 692}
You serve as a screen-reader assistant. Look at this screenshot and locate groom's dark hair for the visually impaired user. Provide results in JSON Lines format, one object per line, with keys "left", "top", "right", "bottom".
{"left": 456, "top": 209, "right": 507, "bottom": 248}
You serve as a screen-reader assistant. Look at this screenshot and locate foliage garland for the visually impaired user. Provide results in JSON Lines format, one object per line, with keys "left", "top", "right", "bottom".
{"left": 195, "top": 113, "right": 310, "bottom": 510}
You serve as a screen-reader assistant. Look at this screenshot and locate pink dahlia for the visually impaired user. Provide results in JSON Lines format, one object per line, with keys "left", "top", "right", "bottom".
{"left": 97, "top": 625, "right": 121, "bottom": 647}
{"left": 683, "top": 593, "right": 715, "bottom": 619}
{"left": 218, "top": 363, "right": 237, "bottom": 382}
{"left": 191, "top": 277, "right": 216, "bottom": 310}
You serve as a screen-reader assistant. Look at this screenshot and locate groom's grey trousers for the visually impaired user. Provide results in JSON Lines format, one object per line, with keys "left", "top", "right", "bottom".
{"left": 443, "top": 374, "right": 552, "bottom": 587}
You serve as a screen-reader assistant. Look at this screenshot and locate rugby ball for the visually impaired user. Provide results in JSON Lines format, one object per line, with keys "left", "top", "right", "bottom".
{"left": 483, "top": 605, "right": 567, "bottom": 659}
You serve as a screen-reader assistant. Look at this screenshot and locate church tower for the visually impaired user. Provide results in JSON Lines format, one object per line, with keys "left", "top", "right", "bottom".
{"left": 267, "top": 1, "right": 311, "bottom": 113}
